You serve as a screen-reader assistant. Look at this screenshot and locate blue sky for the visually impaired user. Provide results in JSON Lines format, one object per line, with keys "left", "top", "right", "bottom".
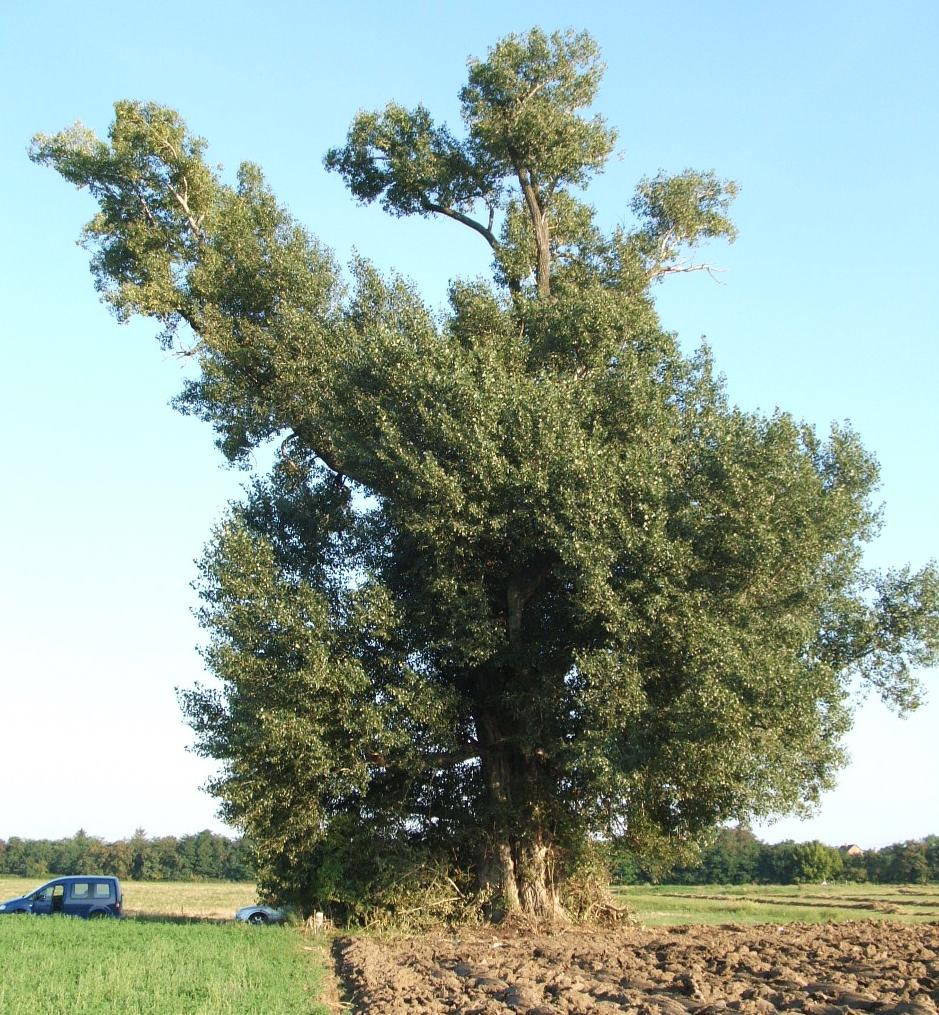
{"left": 1, "top": 0, "right": 936, "bottom": 848}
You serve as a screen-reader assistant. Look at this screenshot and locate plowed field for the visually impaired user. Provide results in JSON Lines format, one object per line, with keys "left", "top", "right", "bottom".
{"left": 334, "top": 921, "right": 939, "bottom": 1015}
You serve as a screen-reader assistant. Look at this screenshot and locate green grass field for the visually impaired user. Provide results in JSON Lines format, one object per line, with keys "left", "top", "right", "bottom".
{"left": 0, "top": 878, "right": 329, "bottom": 1014}
{"left": 617, "top": 881, "right": 939, "bottom": 926}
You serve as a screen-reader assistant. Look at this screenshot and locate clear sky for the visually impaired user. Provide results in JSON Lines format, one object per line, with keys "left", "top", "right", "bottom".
{"left": 1, "top": 0, "right": 936, "bottom": 849}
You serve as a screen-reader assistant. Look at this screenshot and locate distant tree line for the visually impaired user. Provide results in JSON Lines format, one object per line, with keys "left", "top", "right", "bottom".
{"left": 612, "top": 827, "right": 939, "bottom": 885}
{"left": 5, "top": 826, "right": 936, "bottom": 886}
{"left": 0, "top": 829, "right": 255, "bottom": 881}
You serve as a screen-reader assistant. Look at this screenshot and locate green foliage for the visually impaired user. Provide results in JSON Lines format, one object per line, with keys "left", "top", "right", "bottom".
{"left": 629, "top": 170, "right": 738, "bottom": 279}
{"left": 459, "top": 28, "right": 615, "bottom": 192}
{"left": 758, "top": 840, "right": 844, "bottom": 884}
{"left": 927, "top": 837, "right": 939, "bottom": 880}
{"left": 32, "top": 26, "right": 939, "bottom": 922}
{"left": 870, "top": 839, "right": 931, "bottom": 884}
{"left": 326, "top": 28, "right": 617, "bottom": 295}
{"left": 611, "top": 832, "right": 939, "bottom": 886}
{"left": 687, "top": 827, "right": 763, "bottom": 885}
{"left": 0, "top": 830, "right": 255, "bottom": 882}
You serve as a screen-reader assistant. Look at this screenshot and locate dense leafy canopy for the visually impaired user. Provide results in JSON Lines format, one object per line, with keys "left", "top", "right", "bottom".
{"left": 32, "top": 28, "right": 939, "bottom": 923}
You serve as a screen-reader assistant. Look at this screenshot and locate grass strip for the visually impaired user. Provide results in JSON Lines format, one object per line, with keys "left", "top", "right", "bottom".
{"left": 0, "top": 917, "right": 328, "bottom": 1014}
{"left": 616, "top": 883, "right": 939, "bottom": 926}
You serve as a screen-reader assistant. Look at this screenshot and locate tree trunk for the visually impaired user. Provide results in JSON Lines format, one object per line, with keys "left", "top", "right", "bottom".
{"left": 516, "top": 168, "right": 551, "bottom": 296}
{"left": 515, "top": 833, "right": 567, "bottom": 920}
{"left": 481, "top": 831, "right": 568, "bottom": 922}
{"left": 477, "top": 716, "right": 568, "bottom": 922}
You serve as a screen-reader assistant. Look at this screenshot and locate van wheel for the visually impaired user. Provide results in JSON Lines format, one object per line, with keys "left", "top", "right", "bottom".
{"left": 248, "top": 911, "right": 269, "bottom": 925}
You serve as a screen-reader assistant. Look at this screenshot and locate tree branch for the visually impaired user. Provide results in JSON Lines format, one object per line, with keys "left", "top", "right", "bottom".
{"left": 648, "top": 262, "right": 727, "bottom": 283}
{"left": 515, "top": 79, "right": 548, "bottom": 114}
{"left": 421, "top": 198, "right": 500, "bottom": 250}
{"left": 516, "top": 167, "right": 551, "bottom": 295}
{"left": 506, "top": 564, "right": 551, "bottom": 649}
{"left": 367, "top": 743, "right": 481, "bottom": 771}
{"left": 166, "top": 176, "right": 206, "bottom": 241}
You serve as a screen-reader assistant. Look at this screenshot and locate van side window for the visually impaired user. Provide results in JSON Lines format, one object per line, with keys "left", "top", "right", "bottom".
{"left": 93, "top": 883, "right": 112, "bottom": 898}
{"left": 70, "top": 882, "right": 91, "bottom": 899}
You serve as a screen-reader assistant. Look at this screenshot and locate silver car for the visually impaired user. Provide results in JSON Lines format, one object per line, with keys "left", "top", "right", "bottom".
{"left": 234, "top": 904, "right": 285, "bottom": 925}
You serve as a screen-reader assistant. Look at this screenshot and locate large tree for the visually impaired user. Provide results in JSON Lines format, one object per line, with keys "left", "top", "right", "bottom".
{"left": 32, "top": 29, "right": 938, "bottom": 923}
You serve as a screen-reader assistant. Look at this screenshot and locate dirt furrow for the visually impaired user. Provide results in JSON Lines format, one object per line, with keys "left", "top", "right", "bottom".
{"left": 334, "top": 921, "right": 939, "bottom": 1015}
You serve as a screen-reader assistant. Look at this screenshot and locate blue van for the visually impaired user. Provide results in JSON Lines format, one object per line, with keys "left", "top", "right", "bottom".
{"left": 0, "top": 876, "right": 123, "bottom": 918}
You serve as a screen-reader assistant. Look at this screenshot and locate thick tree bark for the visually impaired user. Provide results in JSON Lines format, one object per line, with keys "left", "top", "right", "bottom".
{"left": 476, "top": 714, "right": 567, "bottom": 921}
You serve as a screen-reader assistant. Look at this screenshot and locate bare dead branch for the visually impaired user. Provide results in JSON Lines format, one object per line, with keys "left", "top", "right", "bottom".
{"left": 649, "top": 262, "right": 727, "bottom": 284}
{"left": 166, "top": 177, "right": 205, "bottom": 241}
